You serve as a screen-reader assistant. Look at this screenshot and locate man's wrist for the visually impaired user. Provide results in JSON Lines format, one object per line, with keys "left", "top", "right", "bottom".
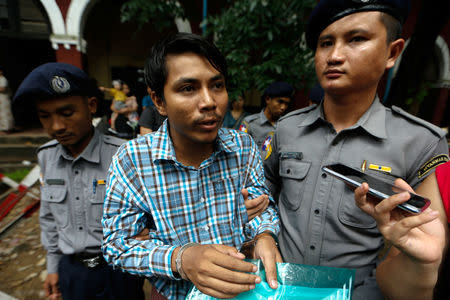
{"left": 175, "top": 242, "right": 197, "bottom": 280}
{"left": 255, "top": 231, "right": 279, "bottom": 246}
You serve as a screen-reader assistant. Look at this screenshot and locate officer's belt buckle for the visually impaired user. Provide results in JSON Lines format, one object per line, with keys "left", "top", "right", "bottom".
{"left": 83, "top": 255, "right": 102, "bottom": 268}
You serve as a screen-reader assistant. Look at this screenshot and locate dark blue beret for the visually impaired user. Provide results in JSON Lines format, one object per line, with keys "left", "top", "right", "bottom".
{"left": 13, "top": 62, "right": 95, "bottom": 104}
{"left": 264, "top": 82, "right": 294, "bottom": 98}
{"left": 309, "top": 83, "right": 324, "bottom": 104}
{"left": 306, "top": 0, "right": 411, "bottom": 50}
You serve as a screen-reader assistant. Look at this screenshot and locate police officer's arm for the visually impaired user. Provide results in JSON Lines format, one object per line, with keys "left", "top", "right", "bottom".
{"left": 355, "top": 176, "right": 447, "bottom": 300}
{"left": 38, "top": 153, "right": 62, "bottom": 299}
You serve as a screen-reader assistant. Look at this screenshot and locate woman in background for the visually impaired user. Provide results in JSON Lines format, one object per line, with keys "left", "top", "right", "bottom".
{"left": 222, "top": 93, "right": 248, "bottom": 130}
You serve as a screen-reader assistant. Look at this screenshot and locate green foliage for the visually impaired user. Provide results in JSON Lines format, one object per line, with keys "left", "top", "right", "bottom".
{"left": 5, "top": 168, "right": 31, "bottom": 183}
{"left": 405, "top": 81, "right": 433, "bottom": 106}
{"left": 120, "top": 0, "right": 184, "bottom": 30}
{"left": 206, "top": 0, "right": 316, "bottom": 98}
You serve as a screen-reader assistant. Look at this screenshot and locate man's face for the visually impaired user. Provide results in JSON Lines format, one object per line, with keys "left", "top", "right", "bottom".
{"left": 266, "top": 96, "right": 291, "bottom": 120}
{"left": 36, "top": 96, "right": 96, "bottom": 149}
{"left": 314, "top": 11, "right": 394, "bottom": 96}
{"left": 155, "top": 52, "right": 228, "bottom": 146}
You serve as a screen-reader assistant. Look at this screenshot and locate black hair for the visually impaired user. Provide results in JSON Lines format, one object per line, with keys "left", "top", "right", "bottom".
{"left": 379, "top": 12, "right": 403, "bottom": 44}
{"left": 144, "top": 32, "right": 228, "bottom": 100}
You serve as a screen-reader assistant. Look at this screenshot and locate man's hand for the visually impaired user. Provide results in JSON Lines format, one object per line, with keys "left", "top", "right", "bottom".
{"left": 44, "top": 273, "right": 61, "bottom": 300}
{"left": 253, "top": 233, "right": 283, "bottom": 290}
{"left": 242, "top": 189, "right": 269, "bottom": 221}
{"left": 181, "top": 244, "right": 261, "bottom": 299}
{"left": 354, "top": 179, "right": 445, "bottom": 264}
{"left": 133, "top": 228, "right": 150, "bottom": 241}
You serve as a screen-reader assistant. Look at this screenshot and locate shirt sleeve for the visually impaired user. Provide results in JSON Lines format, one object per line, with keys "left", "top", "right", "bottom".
{"left": 38, "top": 152, "right": 62, "bottom": 274}
{"left": 241, "top": 134, "right": 280, "bottom": 239}
{"left": 406, "top": 136, "right": 449, "bottom": 188}
{"left": 101, "top": 144, "right": 179, "bottom": 280}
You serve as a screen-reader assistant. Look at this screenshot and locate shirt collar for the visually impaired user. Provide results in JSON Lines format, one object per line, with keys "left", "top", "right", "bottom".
{"left": 151, "top": 120, "right": 238, "bottom": 163}
{"left": 258, "top": 109, "right": 272, "bottom": 126}
{"left": 298, "top": 97, "right": 387, "bottom": 139}
{"left": 57, "top": 128, "right": 100, "bottom": 163}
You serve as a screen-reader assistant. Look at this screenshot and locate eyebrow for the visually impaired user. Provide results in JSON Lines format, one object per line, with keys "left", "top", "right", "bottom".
{"left": 318, "top": 28, "right": 371, "bottom": 42}
{"left": 173, "top": 74, "right": 225, "bottom": 86}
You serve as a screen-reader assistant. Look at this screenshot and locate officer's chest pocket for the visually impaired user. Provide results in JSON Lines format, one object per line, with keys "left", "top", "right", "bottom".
{"left": 338, "top": 186, "right": 377, "bottom": 229}
{"left": 41, "top": 185, "right": 69, "bottom": 229}
{"left": 279, "top": 160, "right": 310, "bottom": 211}
{"left": 88, "top": 185, "right": 105, "bottom": 229}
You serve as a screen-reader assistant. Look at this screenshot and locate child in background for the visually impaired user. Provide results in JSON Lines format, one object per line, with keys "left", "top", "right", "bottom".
{"left": 100, "top": 80, "right": 126, "bottom": 130}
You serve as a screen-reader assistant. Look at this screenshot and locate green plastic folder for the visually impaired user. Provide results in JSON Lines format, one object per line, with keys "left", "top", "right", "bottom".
{"left": 185, "top": 259, "right": 355, "bottom": 299}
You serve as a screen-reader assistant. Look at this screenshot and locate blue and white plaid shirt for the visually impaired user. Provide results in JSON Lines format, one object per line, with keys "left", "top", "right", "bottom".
{"left": 102, "top": 121, "right": 280, "bottom": 299}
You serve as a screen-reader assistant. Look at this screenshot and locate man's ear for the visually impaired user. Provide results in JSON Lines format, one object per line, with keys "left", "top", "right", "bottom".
{"left": 87, "top": 96, "right": 98, "bottom": 114}
{"left": 386, "top": 38, "right": 405, "bottom": 69}
{"left": 151, "top": 90, "right": 167, "bottom": 116}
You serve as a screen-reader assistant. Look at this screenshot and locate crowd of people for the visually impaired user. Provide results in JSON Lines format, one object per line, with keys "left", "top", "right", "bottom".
{"left": 6, "top": 0, "right": 450, "bottom": 300}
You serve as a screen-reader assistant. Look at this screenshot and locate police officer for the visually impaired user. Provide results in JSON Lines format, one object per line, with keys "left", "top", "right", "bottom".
{"left": 13, "top": 63, "right": 145, "bottom": 300}
{"left": 241, "top": 82, "right": 293, "bottom": 150}
{"left": 263, "top": 1, "right": 449, "bottom": 299}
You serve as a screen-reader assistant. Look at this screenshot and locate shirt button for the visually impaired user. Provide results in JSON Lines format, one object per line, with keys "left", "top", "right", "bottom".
{"left": 321, "top": 173, "right": 327, "bottom": 178}
{"left": 76, "top": 196, "right": 80, "bottom": 200}
{"left": 286, "top": 169, "right": 291, "bottom": 174}
{"left": 314, "top": 209, "right": 320, "bottom": 215}
{"left": 204, "top": 225, "right": 209, "bottom": 231}
{"left": 310, "top": 245, "right": 315, "bottom": 250}
{"left": 201, "top": 197, "right": 205, "bottom": 202}
{"left": 75, "top": 170, "right": 79, "bottom": 175}
{"left": 78, "top": 227, "right": 83, "bottom": 230}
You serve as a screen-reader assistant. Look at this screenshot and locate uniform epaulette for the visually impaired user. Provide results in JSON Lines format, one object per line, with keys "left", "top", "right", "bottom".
{"left": 391, "top": 106, "right": 446, "bottom": 138}
{"left": 102, "top": 135, "right": 126, "bottom": 147}
{"left": 36, "top": 139, "right": 59, "bottom": 153}
{"left": 279, "top": 104, "right": 317, "bottom": 121}
{"left": 244, "top": 113, "right": 259, "bottom": 123}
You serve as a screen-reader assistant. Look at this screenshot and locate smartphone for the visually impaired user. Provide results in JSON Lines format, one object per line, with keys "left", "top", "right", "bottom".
{"left": 322, "top": 163, "right": 431, "bottom": 214}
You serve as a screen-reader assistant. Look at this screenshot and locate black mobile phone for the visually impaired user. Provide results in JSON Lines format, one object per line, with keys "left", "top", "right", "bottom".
{"left": 322, "top": 163, "right": 431, "bottom": 214}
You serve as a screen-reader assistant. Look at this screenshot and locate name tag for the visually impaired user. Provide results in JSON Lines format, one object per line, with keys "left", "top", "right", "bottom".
{"left": 46, "top": 179, "right": 65, "bottom": 185}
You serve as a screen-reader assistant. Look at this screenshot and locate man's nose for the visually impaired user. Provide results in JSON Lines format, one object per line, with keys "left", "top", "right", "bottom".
{"left": 51, "top": 116, "right": 66, "bottom": 132}
{"left": 199, "top": 87, "right": 217, "bottom": 111}
{"left": 327, "top": 42, "right": 345, "bottom": 65}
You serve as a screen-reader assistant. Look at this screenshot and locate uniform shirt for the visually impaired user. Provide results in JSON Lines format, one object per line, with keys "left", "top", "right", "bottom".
{"left": 38, "top": 129, "right": 124, "bottom": 274}
{"left": 264, "top": 98, "right": 449, "bottom": 299}
{"left": 242, "top": 110, "right": 276, "bottom": 150}
{"left": 102, "top": 121, "right": 280, "bottom": 300}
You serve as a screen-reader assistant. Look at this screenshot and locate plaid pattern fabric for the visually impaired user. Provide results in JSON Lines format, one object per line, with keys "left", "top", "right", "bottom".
{"left": 102, "top": 121, "right": 280, "bottom": 299}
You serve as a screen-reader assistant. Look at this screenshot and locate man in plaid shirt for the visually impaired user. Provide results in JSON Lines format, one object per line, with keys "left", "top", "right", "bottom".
{"left": 102, "top": 33, "right": 281, "bottom": 299}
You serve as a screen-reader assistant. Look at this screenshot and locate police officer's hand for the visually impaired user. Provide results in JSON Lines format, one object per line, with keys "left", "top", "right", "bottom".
{"left": 242, "top": 189, "right": 269, "bottom": 221}
{"left": 354, "top": 179, "right": 445, "bottom": 264}
{"left": 253, "top": 232, "right": 283, "bottom": 290}
{"left": 44, "top": 273, "right": 61, "bottom": 300}
{"left": 180, "top": 244, "right": 261, "bottom": 298}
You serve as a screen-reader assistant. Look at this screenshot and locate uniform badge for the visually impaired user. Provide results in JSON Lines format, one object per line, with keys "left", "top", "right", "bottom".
{"left": 50, "top": 76, "right": 70, "bottom": 94}
{"left": 368, "top": 163, "right": 392, "bottom": 174}
{"left": 262, "top": 132, "right": 274, "bottom": 160}
{"left": 239, "top": 122, "right": 248, "bottom": 133}
{"left": 417, "top": 154, "right": 449, "bottom": 179}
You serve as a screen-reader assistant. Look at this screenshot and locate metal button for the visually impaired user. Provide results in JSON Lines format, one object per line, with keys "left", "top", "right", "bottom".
{"left": 79, "top": 227, "right": 83, "bottom": 230}
{"left": 314, "top": 209, "right": 320, "bottom": 215}
{"left": 321, "top": 173, "right": 327, "bottom": 178}
{"left": 310, "top": 245, "right": 315, "bottom": 250}
{"left": 286, "top": 169, "right": 291, "bottom": 174}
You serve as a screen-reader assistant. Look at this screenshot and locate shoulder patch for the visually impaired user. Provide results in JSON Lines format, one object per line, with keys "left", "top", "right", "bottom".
{"left": 102, "top": 135, "right": 126, "bottom": 147}
{"left": 279, "top": 105, "right": 317, "bottom": 122}
{"left": 391, "top": 106, "right": 446, "bottom": 138}
{"left": 262, "top": 131, "right": 274, "bottom": 160}
{"left": 239, "top": 121, "right": 248, "bottom": 133}
{"left": 417, "top": 154, "right": 449, "bottom": 179}
{"left": 36, "top": 139, "right": 59, "bottom": 153}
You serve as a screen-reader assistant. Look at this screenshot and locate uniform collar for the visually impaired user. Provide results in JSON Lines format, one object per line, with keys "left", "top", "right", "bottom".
{"left": 57, "top": 128, "right": 101, "bottom": 163}
{"left": 151, "top": 120, "right": 238, "bottom": 163}
{"left": 298, "top": 97, "right": 387, "bottom": 139}
{"left": 258, "top": 109, "right": 273, "bottom": 126}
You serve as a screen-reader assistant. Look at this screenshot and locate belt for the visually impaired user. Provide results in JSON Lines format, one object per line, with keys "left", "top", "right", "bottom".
{"left": 72, "top": 253, "right": 106, "bottom": 269}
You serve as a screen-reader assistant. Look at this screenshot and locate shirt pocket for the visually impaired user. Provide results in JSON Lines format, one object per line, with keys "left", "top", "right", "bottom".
{"left": 338, "top": 184, "right": 377, "bottom": 229}
{"left": 279, "top": 159, "right": 310, "bottom": 211}
{"left": 41, "top": 185, "right": 69, "bottom": 229}
{"left": 88, "top": 185, "right": 105, "bottom": 229}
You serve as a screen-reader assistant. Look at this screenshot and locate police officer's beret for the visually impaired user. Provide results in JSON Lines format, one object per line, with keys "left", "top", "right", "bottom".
{"left": 264, "top": 82, "right": 294, "bottom": 98}
{"left": 306, "top": 0, "right": 411, "bottom": 50}
{"left": 13, "top": 62, "right": 96, "bottom": 104}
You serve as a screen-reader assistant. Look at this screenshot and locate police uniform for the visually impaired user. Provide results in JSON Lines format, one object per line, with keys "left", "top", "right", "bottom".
{"left": 264, "top": 98, "right": 449, "bottom": 299}
{"left": 242, "top": 110, "right": 275, "bottom": 150}
{"left": 13, "top": 63, "right": 144, "bottom": 300}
